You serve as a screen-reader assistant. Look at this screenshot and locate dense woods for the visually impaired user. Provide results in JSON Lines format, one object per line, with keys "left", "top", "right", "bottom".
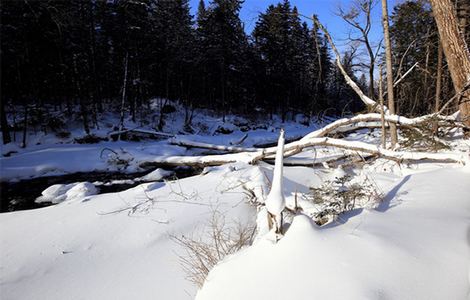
{"left": 1, "top": 0, "right": 470, "bottom": 144}
{"left": 0, "top": 0, "right": 359, "bottom": 141}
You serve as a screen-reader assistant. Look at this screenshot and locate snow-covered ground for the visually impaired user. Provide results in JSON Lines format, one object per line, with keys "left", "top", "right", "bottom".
{"left": 0, "top": 164, "right": 258, "bottom": 299}
{"left": 1, "top": 102, "right": 321, "bottom": 182}
{"left": 1, "top": 104, "right": 470, "bottom": 300}
{"left": 197, "top": 165, "right": 470, "bottom": 300}
{"left": 1, "top": 160, "right": 469, "bottom": 299}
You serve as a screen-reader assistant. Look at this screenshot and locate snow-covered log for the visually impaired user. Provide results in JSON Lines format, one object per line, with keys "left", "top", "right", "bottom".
{"left": 109, "top": 128, "right": 175, "bottom": 139}
{"left": 171, "top": 113, "right": 460, "bottom": 157}
{"left": 170, "top": 138, "right": 257, "bottom": 153}
{"left": 300, "top": 113, "right": 457, "bottom": 141}
{"left": 140, "top": 134, "right": 465, "bottom": 169}
{"left": 272, "top": 137, "right": 465, "bottom": 164}
{"left": 139, "top": 151, "right": 264, "bottom": 169}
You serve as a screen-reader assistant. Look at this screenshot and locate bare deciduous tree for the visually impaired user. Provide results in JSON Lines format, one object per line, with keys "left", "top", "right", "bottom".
{"left": 337, "top": 0, "right": 381, "bottom": 100}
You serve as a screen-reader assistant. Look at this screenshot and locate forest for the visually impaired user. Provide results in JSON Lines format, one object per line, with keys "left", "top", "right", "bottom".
{"left": 2, "top": 0, "right": 469, "bottom": 146}
{"left": 1, "top": 0, "right": 470, "bottom": 299}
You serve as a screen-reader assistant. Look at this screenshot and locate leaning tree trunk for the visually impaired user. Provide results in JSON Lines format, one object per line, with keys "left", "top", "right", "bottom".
{"left": 381, "top": 0, "right": 398, "bottom": 147}
{"left": 429, "top": 0, "right": 470, "bottom": 136}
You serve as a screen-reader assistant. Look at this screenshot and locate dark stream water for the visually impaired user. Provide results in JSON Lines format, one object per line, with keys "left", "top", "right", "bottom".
{"left": 0, "top": 167, "right": 201, "bottom": 212}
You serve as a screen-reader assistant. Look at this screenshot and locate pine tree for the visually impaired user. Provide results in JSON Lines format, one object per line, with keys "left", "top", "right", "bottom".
{"left": 253, "top": 1, "right": 331, "bottom": 119}
{"left": 196, "top": 0, "right": 249, "bottom": 119}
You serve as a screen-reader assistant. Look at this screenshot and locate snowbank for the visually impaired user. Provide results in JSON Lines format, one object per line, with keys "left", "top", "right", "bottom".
{"left": 36, "top": 182, "right": 98, "bottom": 204}
{"left": 196, "top": 167, "right": 470, "bottom": 300}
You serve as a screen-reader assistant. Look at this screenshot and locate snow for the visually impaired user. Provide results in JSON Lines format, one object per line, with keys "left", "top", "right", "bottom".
{"left": 1, "top": 143, "right": 469, "bottom": 299}
{"left": 0, "top": 164, "right": 258, "bottom": 299}
{"left": 36, "top": 182, "right": 98, "bottom": 204}
{"left": 265, "top": 129, "right": 286, "bottom": 218}
{"left": 196, "top": 166, "right": 470, "bottom": 300}
{"left": 0, "top": 141, "right": 186, "bottom": 181}
{"left": 0, "top": 104, "right": 320, "bottom": 182}
{"left": 136, "top": 168, "right": 173, "bottom": 182}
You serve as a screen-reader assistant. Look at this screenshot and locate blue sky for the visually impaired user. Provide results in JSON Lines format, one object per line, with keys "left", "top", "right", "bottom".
{"left": 189, "top": 0, "right": 400, "bottom": 51}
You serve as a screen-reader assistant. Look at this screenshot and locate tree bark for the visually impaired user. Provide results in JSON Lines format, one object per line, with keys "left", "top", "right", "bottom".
{"left": 72, "top": 55, "right": 90, "bottom": 135}
{"left": 21, "top": 102, "right": 28, "bottom": 148}
{"left": 381, "top": 0, "right": 398, "bottom": 147}
{"left": 119, "top": 52, "right": 129, "bottom": 139}
{"left": 379, "top": 65, "right": 386, "bottom": 148}
{"left": 429, "top": 0, "right": 470, "bottom": 135}
{"left": 1, "top": 97, "right": 11, "bottom": 144}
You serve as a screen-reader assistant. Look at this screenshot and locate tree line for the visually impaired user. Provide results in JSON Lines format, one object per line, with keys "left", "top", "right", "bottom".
{"left": 1, "top": 0, "right": 469, "bottom": 144}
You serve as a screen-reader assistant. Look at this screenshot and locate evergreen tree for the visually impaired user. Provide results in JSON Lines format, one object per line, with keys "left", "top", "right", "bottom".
{"left": 390, "top": 0, "right": 447, "bottom": 116}
{"left": 253, "top": 1, "right": 331, "bottom": 120}
{"left": 196, "top": 0, "right": 250, "bottom": 119}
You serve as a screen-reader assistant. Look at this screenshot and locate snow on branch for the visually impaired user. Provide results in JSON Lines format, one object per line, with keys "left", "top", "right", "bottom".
{"left": 276, "top": 137, "right": 465, "bottom": 164}
{"left": 140, "top": 133, "right": 464, "bottom": 169}
{"left": 300, "top": 113, "right": 457, "bottom": 141}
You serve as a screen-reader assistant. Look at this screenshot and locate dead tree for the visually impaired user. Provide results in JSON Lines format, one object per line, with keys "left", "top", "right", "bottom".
{"left": 429, "top": 0, "right": 470, "bottom": 136}
{"left": 337, "top": 0, "right": 381, "bottom": 99}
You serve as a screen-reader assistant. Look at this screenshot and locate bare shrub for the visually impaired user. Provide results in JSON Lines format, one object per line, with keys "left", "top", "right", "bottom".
{"left": 100, "top": 147, "right": 134, "bottom": 170}
{"left": 172, "top": 211, "right": 256, "bottom": 287}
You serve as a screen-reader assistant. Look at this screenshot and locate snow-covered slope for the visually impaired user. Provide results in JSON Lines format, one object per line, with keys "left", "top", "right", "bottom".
{"left": 197, "top": 166, "right": 470, "bottom": 300}
{"left": 0, "top": 112, "right": 320, "bottom": 182}
{"left": 0, "top": 164, "right": 259, "bottom": 299}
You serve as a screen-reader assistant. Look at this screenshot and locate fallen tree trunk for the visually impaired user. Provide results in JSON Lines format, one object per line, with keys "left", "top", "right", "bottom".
{"left": 298, "top": 112, "right": 457, "bottom": 141}
{"left": 139, "top": 135, "right": 465, "bottom": 169}
{"left": 170, "top": 138, "right": 258, "bottom": 153}
{"left": 109, "top": 128, "right": 175, "bottom": 139}
{"left": 168, "top": 113, "right": 460, "bottom": 154}
{"left": 276, "top": 137, "right": 464, "bottom": 164}
{"left": 139, "top": 151, "right": 264, "bottom": 169}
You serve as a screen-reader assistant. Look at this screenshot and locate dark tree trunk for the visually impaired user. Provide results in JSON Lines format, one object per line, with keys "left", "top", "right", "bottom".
{"left": 21, "top": 101, "right": 28, "bottom": 148}
{"left": 1, "top": 98, "right": 11, "bottom": 144}
{"left": 73, "top": 55, "right": 90, "bottom": 135}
